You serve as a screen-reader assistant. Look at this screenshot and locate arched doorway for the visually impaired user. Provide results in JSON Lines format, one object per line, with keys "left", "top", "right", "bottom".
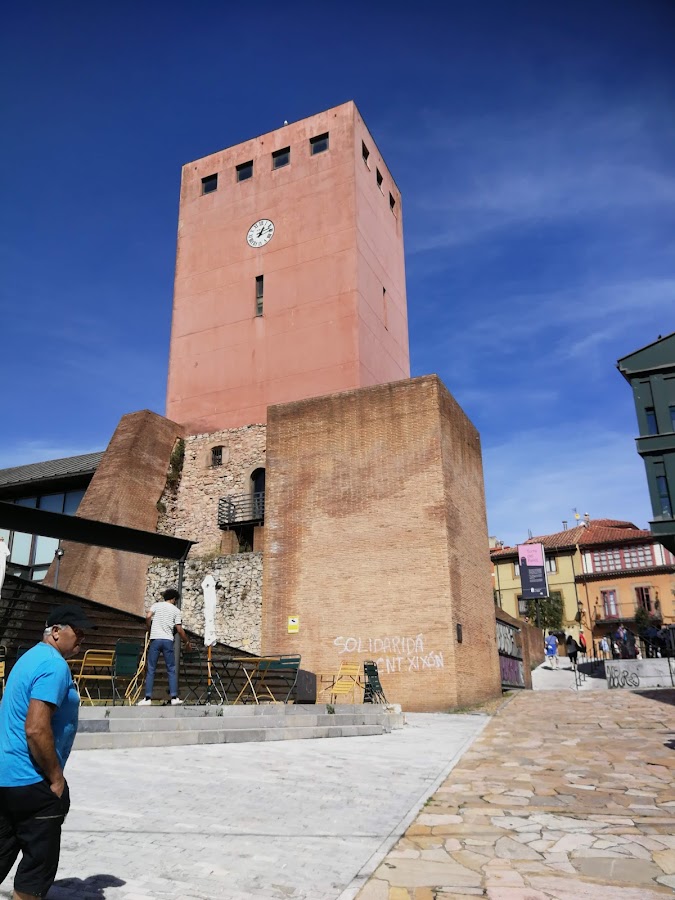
{"left": 251, "top": 468, "right": 265, "bottom": 520}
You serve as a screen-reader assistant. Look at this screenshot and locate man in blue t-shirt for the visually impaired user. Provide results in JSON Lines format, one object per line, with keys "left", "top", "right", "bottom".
{"left": 0, "top": 604, "right": 96, "bottom": 899}
{"left": 544, "top": 631, "right": 559, "bottom": 669}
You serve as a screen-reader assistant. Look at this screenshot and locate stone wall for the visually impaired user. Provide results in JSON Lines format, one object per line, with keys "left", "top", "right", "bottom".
{"left": 145, "top": 553, "right": 262, "bottom": 654}
{"left": 156, "top": 424, "right": 267, "bottom": 555}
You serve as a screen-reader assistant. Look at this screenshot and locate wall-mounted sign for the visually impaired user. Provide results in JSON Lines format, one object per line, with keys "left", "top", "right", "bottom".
{"left": 517, "top": 542, "right": 549, "bottom": 600}
{"left": 287, "top": 616, "right": 299, "bottom": 634}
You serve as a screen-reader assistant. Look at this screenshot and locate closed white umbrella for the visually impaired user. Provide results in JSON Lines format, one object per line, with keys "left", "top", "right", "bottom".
{"left": 201, "top": 574, "right": 218, "bottom": 703}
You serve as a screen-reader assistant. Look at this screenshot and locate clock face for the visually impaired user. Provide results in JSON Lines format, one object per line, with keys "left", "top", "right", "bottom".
{"left": 247, "top": 219, "right": 275, "bottom": 248}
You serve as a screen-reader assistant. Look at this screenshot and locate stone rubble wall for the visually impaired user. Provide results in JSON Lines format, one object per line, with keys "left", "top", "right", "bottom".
{"left": 145, "top": 553, "right": 263, "bottom": 654}
{"left": 156, "top": 424, "right": 267, "bottom": 554}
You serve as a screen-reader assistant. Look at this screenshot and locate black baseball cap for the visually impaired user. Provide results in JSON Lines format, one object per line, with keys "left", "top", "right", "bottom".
{"left": 45, "top": 605, "right": 97, "bottom": 630}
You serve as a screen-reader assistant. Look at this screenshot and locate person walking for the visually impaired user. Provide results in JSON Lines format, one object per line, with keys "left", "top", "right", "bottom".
{"left": 565, "top": 634, "right": 580, "bottom": 668}
{"left": 544, "top": 631, "right": 559, "bottom": 669}
{"left": 138, "top": 587, "right": 192, "bottom": 706}
{"left": 0, "top": 604, "right": 96, "bottom": 900}
{"left": 599, "top": 636, "right": 610, "bottom": 658}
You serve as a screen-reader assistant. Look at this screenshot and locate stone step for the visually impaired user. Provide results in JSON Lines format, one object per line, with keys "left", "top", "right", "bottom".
{"left": 78, "top": 712, "right": 396, "bottom": 733}
{"left": 74, "top": 723, "right": 387, "bottom": 750}
{"left": 77, "top": 702, "right": 401, "bottom": 719}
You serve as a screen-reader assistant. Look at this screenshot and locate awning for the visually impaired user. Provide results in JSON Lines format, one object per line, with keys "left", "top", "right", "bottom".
{"left": 0, "top": 501, "right": 195, "bottom": 560}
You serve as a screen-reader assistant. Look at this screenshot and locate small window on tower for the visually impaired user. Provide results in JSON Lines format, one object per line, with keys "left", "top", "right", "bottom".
{"left": 201, "top": 174, "right": 218, "bottom": 195}
{"left": 376, "top": 169, "right": 383, "bottom": 192}
{"left": 272, "top": 147, "right": 290, "bottom": 169}
{"left": 255, "top": 275, "right": 264, "bottom": 316}
{"left": 211, "top": 446, "right": 223, "bottom": 467}
{"left": 236, "top": 160, "right": 253, "bottom": 182}
{"left": 310, "top": 132, "right": 329, "bottom": 155}
{"left": 362, "top": 142, "right": 370, "bottom": 166}
{"left": 389, "top": 192, "right": 396, "bottom": 213}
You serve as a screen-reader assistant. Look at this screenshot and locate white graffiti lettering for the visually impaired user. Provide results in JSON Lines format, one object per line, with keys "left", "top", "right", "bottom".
{"left": 333, "top": 635, "right": 444, "bottom": 673}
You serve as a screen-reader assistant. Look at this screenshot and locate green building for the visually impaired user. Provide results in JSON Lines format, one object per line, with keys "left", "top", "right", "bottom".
{"left": 618, "top": 332, "right": 675, "bottom": 554}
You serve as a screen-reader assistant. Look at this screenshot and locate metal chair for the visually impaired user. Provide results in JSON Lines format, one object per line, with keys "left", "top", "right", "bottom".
{"left": 0, "top": 645, "right": 6, "bottom": 699}
{"left": 112, "top": 640, "right": 142, "bottom": 705}
{"left": 74, "top": 650, "right": 115, "bottom": 705}
{"left": 363, "top": 660, "right": 387, "bottom": 704}
{"left": 319, "top": 661, "right": 361, "bottom": 704}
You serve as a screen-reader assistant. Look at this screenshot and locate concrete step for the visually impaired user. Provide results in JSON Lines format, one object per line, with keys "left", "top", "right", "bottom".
{"left": 78, "top": 713, "right": 394, "bottom": 733}
{"left": 74, "top": 722, "right": 387, "bottom": 750}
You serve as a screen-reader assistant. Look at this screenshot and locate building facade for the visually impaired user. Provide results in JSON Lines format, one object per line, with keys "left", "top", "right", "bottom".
{"left": 491, "top": 518, "right": 675, "bottom": 647}
{"left": 166, "top": 101, "right": 410, "bottom": 433}
{"left": 3, "top": 102, "right": 504, "bottom": 711}
{"left": 618, "top": 332, "right": 675, "bottom": 554}
{"left": 0, "top": 453, "right": 101, "bottom": 582}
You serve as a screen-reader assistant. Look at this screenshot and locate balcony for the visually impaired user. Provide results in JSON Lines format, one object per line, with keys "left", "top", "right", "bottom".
{"left": 217, "top": 492, "right": 265, "bottom": 529}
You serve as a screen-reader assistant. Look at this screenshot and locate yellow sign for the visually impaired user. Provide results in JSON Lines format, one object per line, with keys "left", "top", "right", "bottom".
{"left": 287, "top": 616, "right": 299, "bottom": 633}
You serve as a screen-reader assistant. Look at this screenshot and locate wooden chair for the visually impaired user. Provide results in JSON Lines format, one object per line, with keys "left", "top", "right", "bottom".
{"left": 319, "top": 662, "right": 361, "bottom": 704}
{"left": 74, "top": 649, "right": 115, "bottom": 705}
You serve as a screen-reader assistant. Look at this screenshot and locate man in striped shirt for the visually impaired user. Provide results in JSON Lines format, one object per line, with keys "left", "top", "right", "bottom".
{"left": 138, "top": 588, "right": 192, "bottom": 706}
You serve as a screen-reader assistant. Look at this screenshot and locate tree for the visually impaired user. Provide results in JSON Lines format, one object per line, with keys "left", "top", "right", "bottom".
{"left": 527, "top": 594, "right": 563, "bottom": 631}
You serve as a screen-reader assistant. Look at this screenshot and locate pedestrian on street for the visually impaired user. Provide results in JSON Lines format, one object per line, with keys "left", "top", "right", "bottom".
{"left": 138, "top": 587, "right": 192, "bottom": 706}
{"left": 544, "top": 631, "right": 559, "bottom": 669}
{"left": 599, "top": 636, "right": 610, "bottom": 658}
{"left": 0, "top": 604, "right": 96, "bottom": 900}
{"left": 565, "top": 634, "right": 580, "bottom": 668}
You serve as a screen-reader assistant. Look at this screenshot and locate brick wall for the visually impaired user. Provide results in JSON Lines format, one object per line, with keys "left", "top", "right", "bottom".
{"left": 262, "top": 375, "right": 501, "bottom": 712}
{"left": 45, "top": 410, "right": 183, "bottom": 616}
{"left": 495, "top": 606, "right": 543, "bottom": 689}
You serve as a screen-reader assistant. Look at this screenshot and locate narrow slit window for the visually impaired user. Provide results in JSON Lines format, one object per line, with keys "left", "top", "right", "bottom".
{"left": 389, "top": 192, "right": 396, "bottom": 213}
{"left": 310, "top": 132, "right": 329, "bottom": 155}
{"left": 211, "top": 446, "right": 223, "bottom": 467}
{"left": 255, "top": 275, "right": 264, "bottom": 316}
{"left": 201, "top": 173, "right": 218, "bottom": 195}
{"left": 362, "top": 141, "right": 370, "bottom": 166}
{"left": 272, "top": 146, "right": 290, "bottom": 169}
{"left": 382, "top": 287, "right": 388, "bottom": 331}
{"left": 376, "top": 168, "right": 383, "bottom": 191}
{"left": 236, "top": 160, "right": 253, "bottom": 182}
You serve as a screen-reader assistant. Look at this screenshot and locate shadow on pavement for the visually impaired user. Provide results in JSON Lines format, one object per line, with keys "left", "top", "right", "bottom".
{"left": 47, "top": 874, "right": 126, "bottom": 898}
{"left": 631, "top": 687, "right": 675, "bottom": 708}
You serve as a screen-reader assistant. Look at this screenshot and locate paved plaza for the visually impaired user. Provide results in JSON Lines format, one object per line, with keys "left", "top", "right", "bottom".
{"left": 0, "top": 712, "right": 487, "bottom": 900}
{"left": 358, "top": 688, "right": 675, "bottom": 900}
{"left": 2, "top": 683, "right": 675, "bottom": 899}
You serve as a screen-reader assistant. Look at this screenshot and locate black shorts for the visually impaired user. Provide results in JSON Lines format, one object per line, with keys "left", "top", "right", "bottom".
{"left": 0, "top": 779, "right": 70, "bottom": 897}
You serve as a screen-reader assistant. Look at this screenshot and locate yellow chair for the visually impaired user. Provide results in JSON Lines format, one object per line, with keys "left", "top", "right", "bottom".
{"left": 74, "top": 650, "right": 115, "bottom": 705}
{"left": 319, "top": 662, "right": 361, "bottom": 704}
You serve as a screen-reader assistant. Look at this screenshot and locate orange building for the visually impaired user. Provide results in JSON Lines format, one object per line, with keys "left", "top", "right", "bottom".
{"left": 166, "top": 101, "right": 410, "bottom": 433}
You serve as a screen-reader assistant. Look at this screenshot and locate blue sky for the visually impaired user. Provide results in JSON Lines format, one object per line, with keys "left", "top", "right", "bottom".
{"left": 2, "top": 1, "right": 673, "bottom": 546}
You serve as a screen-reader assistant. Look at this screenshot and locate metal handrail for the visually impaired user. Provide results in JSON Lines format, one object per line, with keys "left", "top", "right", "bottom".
{"left": 217, "top": 492, "right": 265, "bottom": 527}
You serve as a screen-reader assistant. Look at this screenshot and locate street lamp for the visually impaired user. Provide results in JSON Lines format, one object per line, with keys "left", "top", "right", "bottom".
{"left": 54, "top": 546, "right": 64, "bottom": 590}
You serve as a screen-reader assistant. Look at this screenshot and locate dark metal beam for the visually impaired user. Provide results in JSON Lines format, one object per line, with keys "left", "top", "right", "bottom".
{"left": 0, "top": 501, "right": 195, "bottom": 561}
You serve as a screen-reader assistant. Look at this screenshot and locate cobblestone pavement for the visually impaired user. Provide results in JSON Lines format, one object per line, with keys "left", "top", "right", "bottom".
{"left": 355, "top": 690, "right": 675, "bottom": 900}
{"left": 0, "top": 713, "right": 486, "bottom": 900}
